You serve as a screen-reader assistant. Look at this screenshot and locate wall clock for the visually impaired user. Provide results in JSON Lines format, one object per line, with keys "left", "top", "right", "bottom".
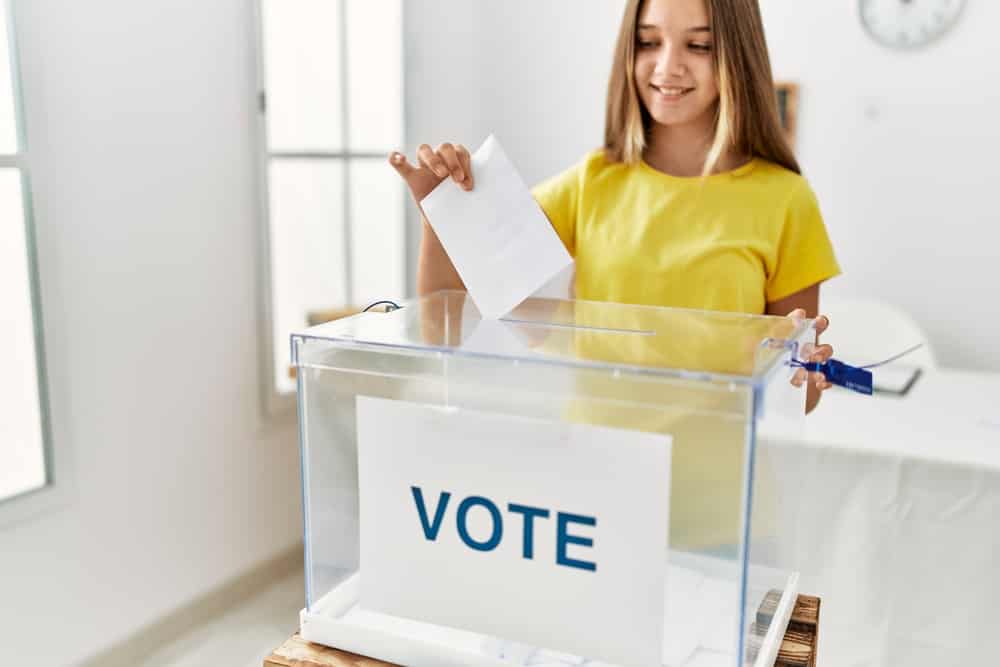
{"left": 859, "top": 0, "right": 966, "bottom": 49}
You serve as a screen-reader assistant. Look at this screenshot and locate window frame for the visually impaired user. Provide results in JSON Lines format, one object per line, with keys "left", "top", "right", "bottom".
{"left": 0, "top": 0, "right": 63, "bottom": 527}
{"left": 251, "top": 0, "right": 408, "bottom": 416}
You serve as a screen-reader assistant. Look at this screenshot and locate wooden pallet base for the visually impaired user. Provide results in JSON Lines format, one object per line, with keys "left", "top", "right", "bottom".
{"left": 777, "top": 594, "right": 820, "bottom": 667}
{"left": 265, "top": 594, "right": 819, "bottom": 667}
{"left": 264, "top": 632, "right": 394, "bottom": 667}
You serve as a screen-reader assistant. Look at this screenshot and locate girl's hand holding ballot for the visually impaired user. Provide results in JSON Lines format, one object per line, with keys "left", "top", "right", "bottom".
{"left": 389, "top": 143, "right": 474, "bottom": 202}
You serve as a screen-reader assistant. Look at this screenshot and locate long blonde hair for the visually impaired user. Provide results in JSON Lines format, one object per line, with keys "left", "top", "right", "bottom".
{"left": 604, "top": 0, "right": 799, "bottom": 175}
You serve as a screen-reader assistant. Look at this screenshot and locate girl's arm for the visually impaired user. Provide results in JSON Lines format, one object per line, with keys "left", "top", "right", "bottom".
{"left": 390, "top": 144, "right": 473, "bottom": 296}
{"left": 767, "top": 283, "right": 834, "bottom": 414}
{"left": 417, "top": 219, "right": 464, "bottom": 295}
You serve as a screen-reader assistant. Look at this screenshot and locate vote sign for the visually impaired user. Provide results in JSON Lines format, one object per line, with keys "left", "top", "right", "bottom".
{"left": 356, "top": 397, "right": 672, "bottom": 666}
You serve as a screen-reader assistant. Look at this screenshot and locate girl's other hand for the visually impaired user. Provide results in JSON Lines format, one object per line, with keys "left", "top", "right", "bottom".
{"left": 388, "top": 143, "right": 474, "bottom": 203}
{"left": 787, "top": 309, "right": 834, "bottom": 392}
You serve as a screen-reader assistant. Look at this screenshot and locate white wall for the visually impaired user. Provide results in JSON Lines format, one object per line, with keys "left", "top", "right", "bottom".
{"left": 402, "top": 1, "right": 622, "bottom": 266}
{"left": 761, "top": 1, "right": 1000, "bottom": 371}
{"left": 0, "top": 1, "right": 302, "bottom": 663}
{"left": 404, "top": 0, "right": 621, "bottom": 182}
{"left": 405, "top": 1, "right": 1000, "bottom": 371}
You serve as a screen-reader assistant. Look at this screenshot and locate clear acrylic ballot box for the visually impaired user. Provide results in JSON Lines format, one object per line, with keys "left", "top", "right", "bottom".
{"left": 292, "top": 290, "right": 815, "bottom": 667}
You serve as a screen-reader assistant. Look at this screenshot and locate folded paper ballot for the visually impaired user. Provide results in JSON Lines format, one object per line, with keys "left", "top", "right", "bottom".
{"left": 420, "top": 135, "right": 574, "bottom": 318}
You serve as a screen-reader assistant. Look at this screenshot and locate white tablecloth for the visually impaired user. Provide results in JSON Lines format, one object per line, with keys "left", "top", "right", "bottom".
{"left": 762, "top": 368, "right": 1000, "bottom": 666}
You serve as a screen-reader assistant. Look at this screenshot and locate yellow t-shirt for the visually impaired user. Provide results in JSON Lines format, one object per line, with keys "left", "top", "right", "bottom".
{"left": 530, "top": 150, "right": 839, "bottom": 550}
{"left": 531, "top": 149, "right": 840, "bottom": 314}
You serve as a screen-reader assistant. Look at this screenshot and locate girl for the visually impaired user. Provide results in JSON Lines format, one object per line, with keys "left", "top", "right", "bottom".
{"left": 389, "top": 0, "right": 838, "bottom": 414}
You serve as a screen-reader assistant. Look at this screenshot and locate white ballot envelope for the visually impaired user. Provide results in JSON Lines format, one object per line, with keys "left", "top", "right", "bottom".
{"left": 421, "top": 135, "right": 574, "bottom": 318}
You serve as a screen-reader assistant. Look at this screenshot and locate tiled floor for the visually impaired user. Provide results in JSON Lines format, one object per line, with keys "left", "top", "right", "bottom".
{"left": 141, "top": 569, "right": 305, "bottom": 667}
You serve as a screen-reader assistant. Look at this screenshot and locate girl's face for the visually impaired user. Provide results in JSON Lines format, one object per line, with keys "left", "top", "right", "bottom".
{"left": 634, "top": 0, "right": 719, "bottom": 131}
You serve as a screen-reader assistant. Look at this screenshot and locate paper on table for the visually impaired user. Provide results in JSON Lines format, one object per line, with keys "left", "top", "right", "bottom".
{"left": 420, "top": 135, "right": 574, "bottom": 318}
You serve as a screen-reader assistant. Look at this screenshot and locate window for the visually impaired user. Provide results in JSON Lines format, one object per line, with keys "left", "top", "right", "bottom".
{"left": 256, "top": 0, "right": 406, "bottom": 398}
{"left": 0, "top": 0, "right": 49, "bottom": 504}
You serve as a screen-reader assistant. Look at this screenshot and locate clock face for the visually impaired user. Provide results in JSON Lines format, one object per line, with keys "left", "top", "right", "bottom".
{"left": 859, "top": 0, "right": 966, "bottom": 49}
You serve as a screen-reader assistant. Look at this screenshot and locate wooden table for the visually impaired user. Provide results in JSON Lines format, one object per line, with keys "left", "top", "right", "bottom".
{"left": 265, "top": 594, "right": 820, "bottom": 667}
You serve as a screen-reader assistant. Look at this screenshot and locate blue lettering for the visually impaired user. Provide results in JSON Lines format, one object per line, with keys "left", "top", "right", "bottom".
{"left": 556, "top": 512, "right": 597, "bottom": 572}
{"left": 410, "top": 488, "right": 597, "bottom": 571}
{"left": 410, "top": 486, "right": 450, "bottom": 541}
{"left": 507, "top": 503, "right": 550, "bottom": 559}
{"left": 456, "top": 496, "right": 503, "bottom": 551}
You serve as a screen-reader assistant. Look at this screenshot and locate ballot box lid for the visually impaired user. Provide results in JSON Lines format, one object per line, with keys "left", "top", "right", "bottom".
{"left": 292, "top": 290, "right": 814, "bottom": 387}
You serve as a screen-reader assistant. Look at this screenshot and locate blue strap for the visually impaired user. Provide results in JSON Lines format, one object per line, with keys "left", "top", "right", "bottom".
{"left": 789, "top": 343, "right": 925, "bottom": 396}
{"left": 792, "top": 359, "right": 873, "bottom": 395}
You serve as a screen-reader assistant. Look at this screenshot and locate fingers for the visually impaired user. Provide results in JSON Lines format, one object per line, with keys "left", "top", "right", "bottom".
{"left": 783, "top": 309, "right": 828, "bottom": 335}
{"left": 438, "top": 143, "right": 473, "bottom": 191}
{"left": 417, "top": 144, "right": 450, "bottom": 179}
{"left": 810, "top": 343, "right": 833, "bottom": 363}
{"left": 811, "top": 316, "right": 833, "bottom": 391}
{"left": 785, "top": 310, "right": 833, "bottom": 394}
{"left": 791, "top": 367, "right": 832, "bottom": 391}
{"left": 456, "top": 144, "right": 474, "bottom": 190}
{"left": 768, "top": 307, "right": 807, "bottom": 341}
{"left": 814, "top": 314, "right": 830, "bottom": 336}
{"left": 392, "top": 143, "right": 473, "bottom": 198}
{"left": 810, "top": 371, "right": 832, "bottom": 391}
{"left": 437, "top": 143, "right": 464, "bottom": 182}
{"left": 389, "top": 150, "right": 447, "bottom": 202}
{"left": 791, "top": 339, "right": 833, "bottom": 392}
{"left": 413, "top": 143, "right": 474, "bottom": 190}
{"left": 388, "top": 151, "right": 417, "bottom": 178}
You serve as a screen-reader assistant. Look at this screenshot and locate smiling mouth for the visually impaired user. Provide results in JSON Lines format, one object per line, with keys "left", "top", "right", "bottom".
{"left": 651, "top": 84, "right": 694, "bottom": 99}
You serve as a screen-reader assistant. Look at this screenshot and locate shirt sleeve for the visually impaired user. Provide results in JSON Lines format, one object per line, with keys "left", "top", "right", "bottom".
{"left": 531, "top": 162, "right": 581, "bottom": 257}
{"left": 766, "top": 179, "right": 841, "bottom": 302}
